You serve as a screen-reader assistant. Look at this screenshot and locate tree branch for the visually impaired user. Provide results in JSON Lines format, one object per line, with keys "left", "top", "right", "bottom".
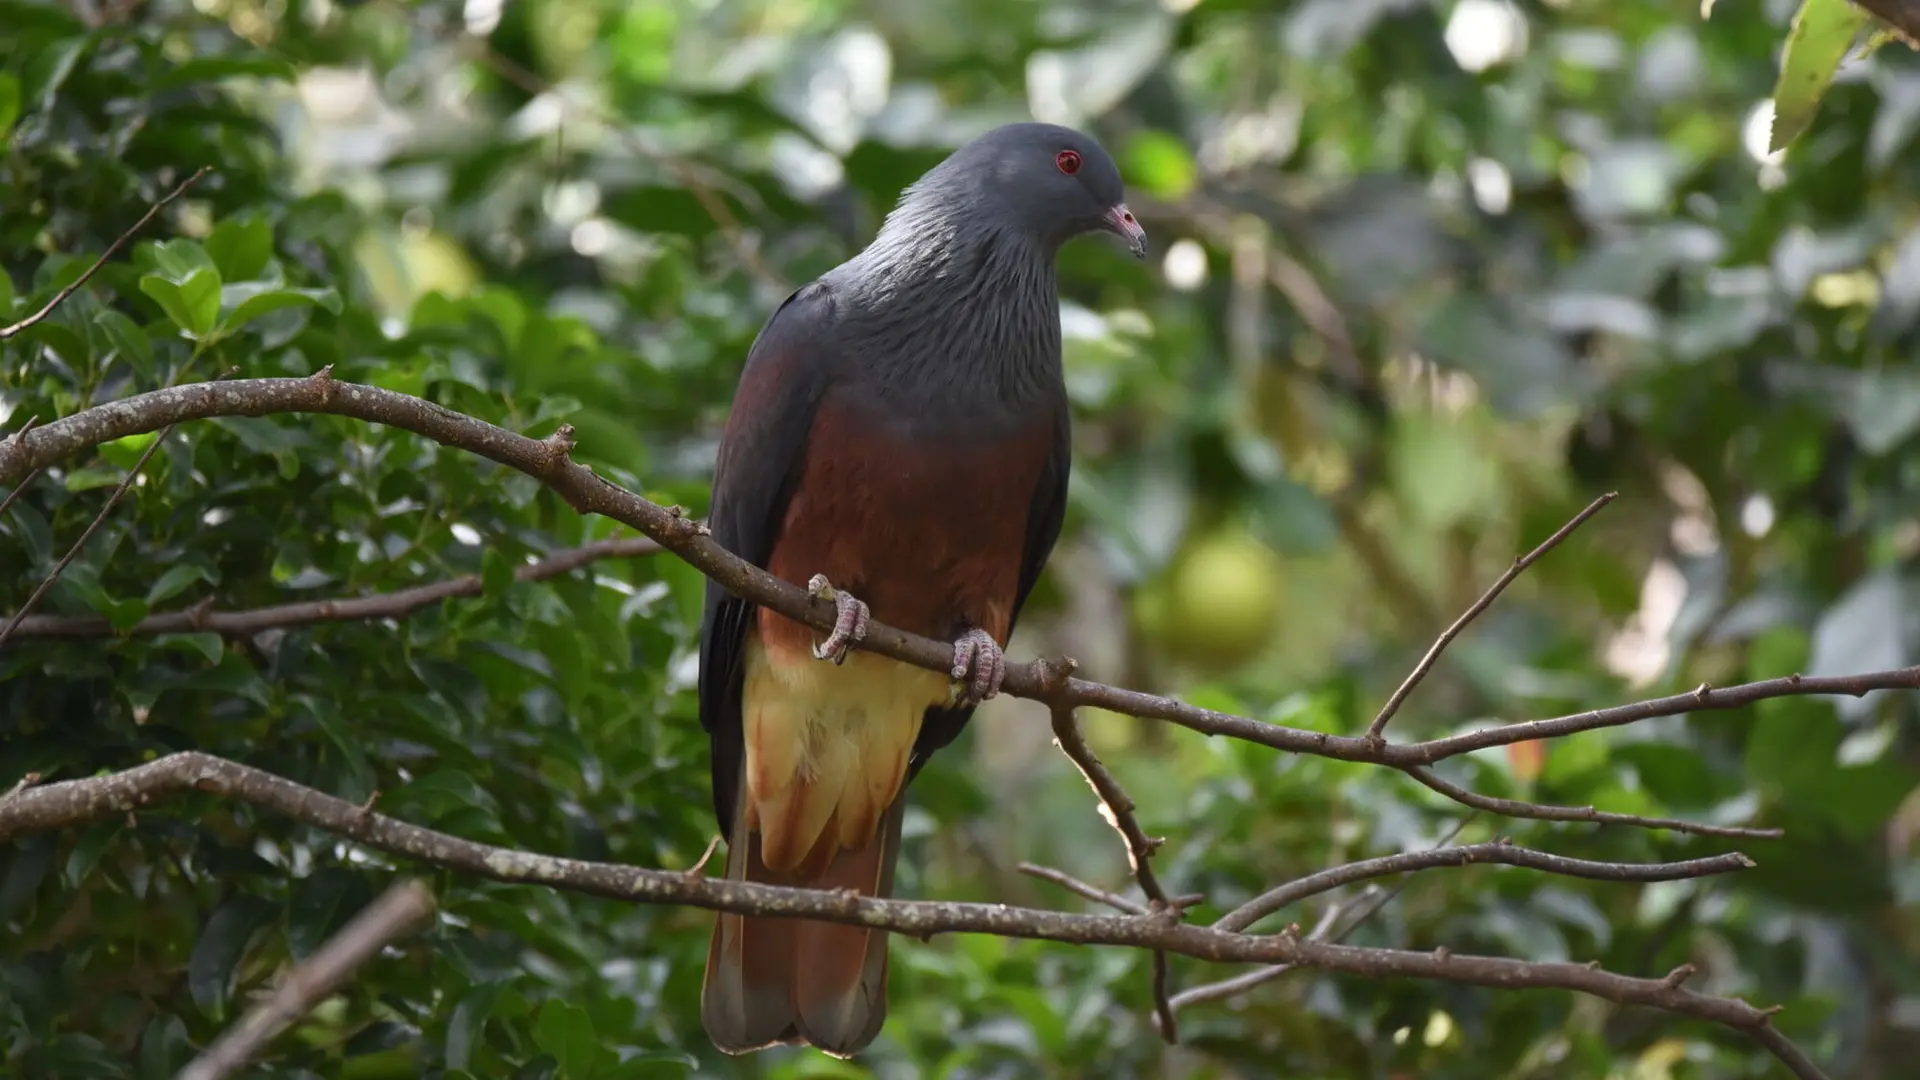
{"left": 177, "top": 879, "right": 437, "bottom": 1080}
{"left": 1174, "top": 816, "right": 1483, "bottom": 1012}
{"left": 1365, "top": 493, "right": 1616, "bottom": 740}
{"left": 0, "top": 166, "right": 211, "bottom": 340}
{"left": 4, "top": 376, "right": 1912, "bottom": 842}
{"left": 1214, "top": 838, "right": 1753, "bottom": 934}
{"left": 2, "top": 536, "right": 661, "bottom": 639}
{"left": 0, "top": 751, "right": 1826, "bottom": 1080}
{"left": 1017, "top": 862, "right": 1149, "bottom": 916}
{"left": 0, "top": 409, "right": 177, "bottom": 649}
{"left": 1048, "top": 702, "right": 1182, "bottom": 1041}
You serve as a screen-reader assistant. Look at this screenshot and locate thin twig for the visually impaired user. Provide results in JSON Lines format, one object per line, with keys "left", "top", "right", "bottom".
{"left": 1214, "top": 839, "right": 1752, "bottom": 933}
{"left": 3, "top": 377, "right": 1911, "bottom": 838}
{"left": 1366, "top": 493, "right": 1616, "bottom": 740}
{"left": 1017, "top": 862, "right": 1150, "bottom": 916}
{"left": 1399, "top": 766, "right": 1772, "bottom": 838}
{"left": 0, "top": 418, "right": 43, "bottom": 520}
{"left": 176, "top": 879, "right": 437, "bottom": 1080}
{"left": 0, "top": 753, "right": 1825, "bottom": 1080}
{"left": 0, "top": 424, "right": 173, "bottom": 649}
{"left": 1048, "top": 704, "right": 1181, "bottom": 1042}
{"left": 3, "top": 536, "right": 662, "bottom": 639}
{"left": 0, "top": 167, "right": 211, "bottom": 340}
{"left": 1169, "top": 894, "right": 1352, "bottom": 1011}
{"left": 1175, "top": 816, "right": 1480, "bottom": 1010}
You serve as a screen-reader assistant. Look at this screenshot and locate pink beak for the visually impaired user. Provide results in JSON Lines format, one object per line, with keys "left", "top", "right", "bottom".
{"left": 1103, "top": 204, "right": 1149, "bottom": 258}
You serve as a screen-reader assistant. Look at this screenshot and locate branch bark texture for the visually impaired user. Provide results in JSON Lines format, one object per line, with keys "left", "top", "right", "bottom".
{"left": 3, "top": 376, "right": 1911, "bottom": 842}
{"left": 0, "top": 752, "right": 1819, "bottom": 1078}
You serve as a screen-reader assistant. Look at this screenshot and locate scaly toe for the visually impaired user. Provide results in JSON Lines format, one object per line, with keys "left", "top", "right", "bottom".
{"left": 809, "top": 578, "right": 869, "bottom": 663}
{"left": 952, "top": 628, "right": 1004, "bottom": 705}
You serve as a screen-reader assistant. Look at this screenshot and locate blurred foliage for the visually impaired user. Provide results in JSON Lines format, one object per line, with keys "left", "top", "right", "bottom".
{"left": 4, "top": 0, "right": 1920, "bottom": 1078}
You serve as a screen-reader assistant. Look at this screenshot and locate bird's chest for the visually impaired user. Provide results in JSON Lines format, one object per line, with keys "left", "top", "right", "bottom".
{"left": 762, "top": 394, "right": 1054, "bottom": 643}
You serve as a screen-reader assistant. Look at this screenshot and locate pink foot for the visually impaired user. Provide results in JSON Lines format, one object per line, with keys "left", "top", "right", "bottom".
{"left": 950, "top": 627, "right": 1006, "bottom": 705}
{"left": 806, "top": 574, "right": 870, "bottom": 665}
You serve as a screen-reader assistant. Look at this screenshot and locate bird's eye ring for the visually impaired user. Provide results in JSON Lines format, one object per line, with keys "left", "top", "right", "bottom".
{"left": 1055, "top": 149, "right": 1082, "bottom": 175}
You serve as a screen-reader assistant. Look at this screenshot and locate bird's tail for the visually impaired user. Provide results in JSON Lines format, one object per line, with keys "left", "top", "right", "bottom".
{"left": 701, "top": 792, "right": 905, "bottom": 1058}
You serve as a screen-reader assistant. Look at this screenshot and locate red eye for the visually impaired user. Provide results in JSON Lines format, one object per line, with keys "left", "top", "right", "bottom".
{"left": 1055, "top": 149, "right": 1082, "bottom": 175}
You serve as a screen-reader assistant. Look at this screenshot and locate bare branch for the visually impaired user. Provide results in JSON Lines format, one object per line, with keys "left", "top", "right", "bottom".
{"left": 1048, "top": 703, "right": 1181, "bottom": 1042}
{"left": 177, "top": 879, "right": 437, "bottom": 1080}
{"left": 0, "top": 752, "right": 1825, "bottom": 1079}
{"left": 2, "top": 376, "right": 1909, "bottom": 842}
{"left": 0, "top": 417, "right": 173, "bottom": 649}
{"left": 1401, "top": 671, "right": 1920, "bottom": 763}
{"left": 1400, "top": 766, "right": 1781, "bottom": 838}
{"left": 1215, "top": 839, "right": 1753, "bottom": 933}
{"left": 3, "top": 536, "right": 662, "bottom": 639}
{"left": 0, "top": 167, "right": 211, "bottom": 340}
{"left": 1177, "top": 816, "right": 1479, "bottom": 1011}
{"left": 1366, "top": 494, "right": 1616, "bottom": 740}
{"left": 1169, "top": 897, "right": 1350, "bottom": 1011}
{"left": 1017, "top": 862, "right": 1149, "bottom": 916}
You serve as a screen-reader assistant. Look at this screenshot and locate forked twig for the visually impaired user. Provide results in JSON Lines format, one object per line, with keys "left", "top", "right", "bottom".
{"left": 1048, "top": 704, "right": 1182, "bottom": 1042}
{"left": 1366, "top": 493, "right": 1616, "bottom": 740}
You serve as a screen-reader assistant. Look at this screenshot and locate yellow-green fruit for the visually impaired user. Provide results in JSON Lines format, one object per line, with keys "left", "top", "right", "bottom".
{"left": 1158, "top": 528, "right": 1285, "bottom": 669}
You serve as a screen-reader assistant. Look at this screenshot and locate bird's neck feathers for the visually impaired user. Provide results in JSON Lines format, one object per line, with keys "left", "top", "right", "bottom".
{"left": 829, "top": 187, "right": 1063, "bottom": 414}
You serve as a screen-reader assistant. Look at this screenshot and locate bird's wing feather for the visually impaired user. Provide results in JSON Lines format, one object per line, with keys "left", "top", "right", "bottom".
{"left": 700, "top": 281, "right": 839, "bottom": 837}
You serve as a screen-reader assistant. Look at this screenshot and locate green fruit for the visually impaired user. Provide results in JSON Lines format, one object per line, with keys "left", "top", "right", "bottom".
{"left": 1158, "top": 527, "right": 1285, "bottom": 669}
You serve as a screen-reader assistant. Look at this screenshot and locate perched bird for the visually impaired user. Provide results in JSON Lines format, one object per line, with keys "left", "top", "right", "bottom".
{"left": 697, "top": 121, "right": 1147, "bottom": 1058}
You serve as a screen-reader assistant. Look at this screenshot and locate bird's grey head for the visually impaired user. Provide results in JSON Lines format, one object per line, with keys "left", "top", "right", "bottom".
{"left": 890, "top": 122, "right": 1148, "bottom": 260}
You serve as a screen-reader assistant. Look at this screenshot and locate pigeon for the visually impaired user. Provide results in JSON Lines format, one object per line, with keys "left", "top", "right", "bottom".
{"left": 698, "top": 121, "right": 1146, "bottom": 1057}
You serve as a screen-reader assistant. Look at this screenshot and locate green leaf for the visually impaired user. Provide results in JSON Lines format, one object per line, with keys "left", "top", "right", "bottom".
{"left": 62, "top": 822, "right": 123, "bottom": 888}
{"left": 188, "top": 896, "right": 276, "bottom": 1017}
{"left": 148, "top": 238, "right": 217, "bottom": 281}
{"left": 482, "top": 547, "right": 517, "bottom": 598}
{"left": 598, "top": 1052, "right": 698, "bottom": 1079}
{"left": 22, "top": 35, "right": 83, "bottom": 112}
{"left": 205, "top": 214, "right": 274, "bottom": 282}
{"left": 103, "top": 596, "right": 150, "bottom": 633}
{"left": 0, "top": 72, "right": 20, "bottom": 141}
{"left": 156, "top": 632, "right": 224, "bottom": 665}
{"left": 446, "top": 984, "right": 503, "bottom": 1071}
{"left": 1122, "top": 129, "right": 1198, "bottom": 199}
{"left": 153, "top": 54, "right": 299, "bottom": 91}
{"left": 100, "top": 431, "right": 160, "bottom": 470}
{"left": 0, "top": 835, "right": 54, "bottom": 921}
{"left": 21, "top": 1034, "right": 125, "bottom": 1078}
{"left": 533, "top": 999, "right": 610, "bottom": 1079}
{"left": 288, "top": 869, "right": 371, "bottom": 960}
{"left": 1770, "top": 0, "right": 1870, "bottom": 154}
{"left": 95, "top": 309, "right": 156, "bottom": 380}
{"left": 63, "top": 466, "right": 124, "bottom": 493}
{"left": 147, "top": 563, "right": 214, "bottom": 606}
{"left": 219, "top": 282, "right": 342, "bottom": 334}
{"left": 533, "top": 393, "right": 584, "bottom": 425}
{"left": 140, "top": 267, "right": 221, "bottom": 338}
{"left": 137, "top": 1015, "right": 191, "bottom": 1080}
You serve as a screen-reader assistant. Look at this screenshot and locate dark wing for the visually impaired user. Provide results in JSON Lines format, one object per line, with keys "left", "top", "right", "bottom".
{"left": 908, "top": 393, "right": 1072, "bottom": 777}
{"left": 699, "top": 282, "right": 839, "bottom": 837}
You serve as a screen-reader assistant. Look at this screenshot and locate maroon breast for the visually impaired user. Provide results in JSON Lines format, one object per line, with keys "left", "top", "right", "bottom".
{"left": 758, "top": 393, "right": 1054, "bottom": 660}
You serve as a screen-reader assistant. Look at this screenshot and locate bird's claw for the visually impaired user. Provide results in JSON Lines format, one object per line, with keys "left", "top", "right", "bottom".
{"left": 807, "top": 574, "right": 869, "bottom": 664}
{"left": 950, "top": 627, "right": 1006, "bottom": 705}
